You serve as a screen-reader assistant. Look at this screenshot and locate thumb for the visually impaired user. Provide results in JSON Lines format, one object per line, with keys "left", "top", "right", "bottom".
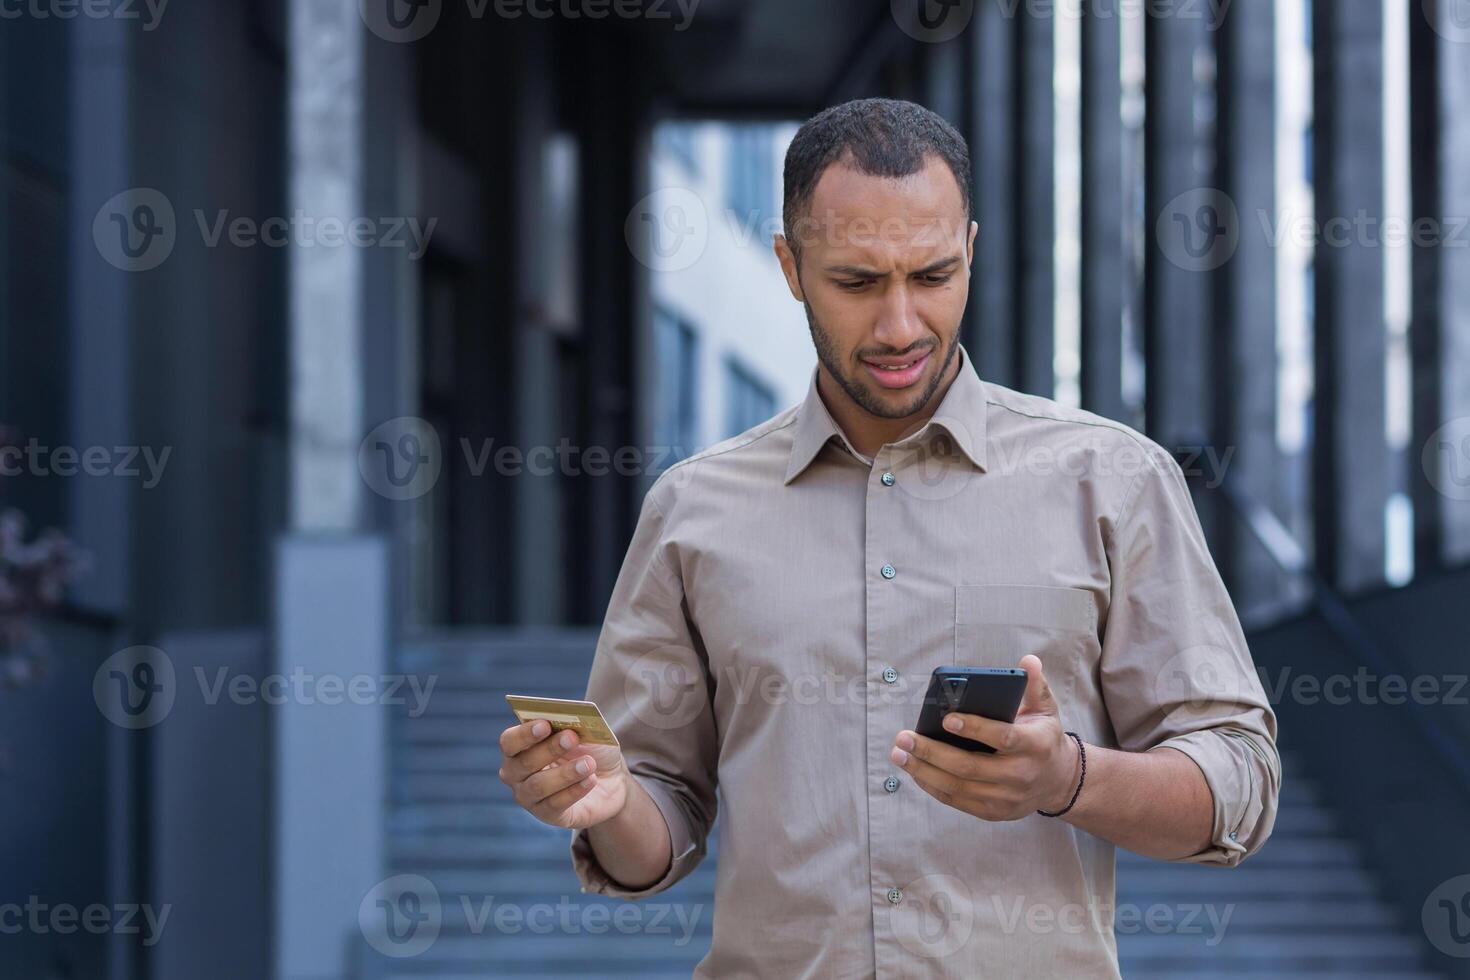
{"left": 1017, "top": 655, "right": 1058, "bottom": 719}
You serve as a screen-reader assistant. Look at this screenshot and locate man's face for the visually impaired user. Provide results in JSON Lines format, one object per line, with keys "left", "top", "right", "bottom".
{"left": 776, "top": 152, "right": 977, "bottom": 421}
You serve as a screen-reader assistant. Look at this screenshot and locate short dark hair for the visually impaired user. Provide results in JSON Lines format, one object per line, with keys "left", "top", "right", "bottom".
{"left": 781, "top": 98, "right": 972, "bottom": 263}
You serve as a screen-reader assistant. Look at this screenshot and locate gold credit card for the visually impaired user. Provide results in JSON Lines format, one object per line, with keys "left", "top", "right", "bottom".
{"left": 504, "top": 695, "right": 620, "bottom": 747}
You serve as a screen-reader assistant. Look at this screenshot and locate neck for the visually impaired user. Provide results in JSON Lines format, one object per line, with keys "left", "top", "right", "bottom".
{"left": 817, "top": 348, "right": 962, "bottom": 458}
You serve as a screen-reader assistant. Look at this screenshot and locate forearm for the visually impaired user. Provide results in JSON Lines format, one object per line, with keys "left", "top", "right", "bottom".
{"left": 1060, "top": 744, "right": 1213, "bottom": 860}
{"left": 586, "top": 772, "right": 674, "bottom": 890}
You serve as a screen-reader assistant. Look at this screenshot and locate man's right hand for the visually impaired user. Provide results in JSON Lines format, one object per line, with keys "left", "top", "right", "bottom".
{"left": 498, "top": 720, "right": 631, "bottom": 830}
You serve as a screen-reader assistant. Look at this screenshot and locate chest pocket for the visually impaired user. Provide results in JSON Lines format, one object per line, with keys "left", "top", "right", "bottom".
{"left": 953, "top": 584, "right": 1099, "bottom": 713}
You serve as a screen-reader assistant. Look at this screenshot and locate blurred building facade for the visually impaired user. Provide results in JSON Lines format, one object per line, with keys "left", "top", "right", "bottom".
{"left": 2, "top": 1, "right": 1470, "bottom": 978}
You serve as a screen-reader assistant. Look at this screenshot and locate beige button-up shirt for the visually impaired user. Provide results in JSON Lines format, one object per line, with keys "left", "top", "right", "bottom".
{"left": 571, "top": 344, "right": 1280, "bottom": 978}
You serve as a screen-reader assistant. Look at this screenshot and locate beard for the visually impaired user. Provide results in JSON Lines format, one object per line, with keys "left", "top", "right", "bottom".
{"left": 803, "top": 299, "right": 959, "bottom": 421}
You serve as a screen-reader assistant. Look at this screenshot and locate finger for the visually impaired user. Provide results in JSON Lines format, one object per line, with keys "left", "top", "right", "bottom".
{"left": 519, "top": 753, "right": 597, "bottom": 806}
{"left": 500, "top": 720, "right": 553, "bottom": 757}
{"left": 1017, "top": 655, "right": 1058, "bottom": 718}
{"left": 902, "top": 728, "right": 1012, "bottom": 778}
{"left": 502, "top": 727, "right": 582, "bottom": 782}
{"left": 938, "top": 712, "right": 1020, "bottom": 754}
{"left": 535, "top": 770, "right": 599, "bottom": 815}
{"left": 892, "top": 741, "right": 1003, "bottom": 802}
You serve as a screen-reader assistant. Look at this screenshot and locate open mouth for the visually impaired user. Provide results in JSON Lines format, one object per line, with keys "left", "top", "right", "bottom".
{"left": 861, "top": 349, "right": 932, "bottom": 390}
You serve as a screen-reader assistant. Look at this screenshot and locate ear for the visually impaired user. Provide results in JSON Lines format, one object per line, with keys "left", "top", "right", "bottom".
{"left": 966, "top": 219, "right": 978, "bottom": 268}
{"left": 772, "top": 234, "right": 807, "bottom": 302}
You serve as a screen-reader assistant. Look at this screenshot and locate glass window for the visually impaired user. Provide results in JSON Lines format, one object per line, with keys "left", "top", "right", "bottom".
{"left": 655, "top": 307, "right": 700, "bottom": 465}
{"left": 724, "top": 356, "right": 777, "bottom": 437}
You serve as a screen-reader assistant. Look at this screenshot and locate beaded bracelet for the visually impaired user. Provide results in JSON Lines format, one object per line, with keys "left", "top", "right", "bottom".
{"left": 1036, "top": 731, "right": 1086, "bottom": 818}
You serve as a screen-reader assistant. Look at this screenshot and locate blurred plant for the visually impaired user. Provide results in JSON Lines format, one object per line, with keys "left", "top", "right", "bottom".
{"left": 0, "top": 428, "right": 90, "bottom": 690}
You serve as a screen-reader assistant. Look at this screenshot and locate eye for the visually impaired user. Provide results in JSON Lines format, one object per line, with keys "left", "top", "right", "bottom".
{"left": 835, "top": 280, "right": 871, "bottom": 291}
{"left": 920, "top": 273, "right": 953, "bottom": 286}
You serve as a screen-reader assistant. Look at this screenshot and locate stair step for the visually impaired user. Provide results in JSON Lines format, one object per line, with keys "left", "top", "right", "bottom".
{"left": 374, "top": 641, "right": 1437, "bottom": 979}
{"left": 1114, "top": 865, "right": 1379, "bottom": 898}
{"left": 1116, "top": 837, "right": 1360, "bottom": 867}
{"left": 1117, "top": 929, "right": 1426, "bottom": 959}
{"left": 389, "top": 868, "right": 714, "bottom": 901}
{"left": 367, "top": 865, "right": 1381, "bottom": 905}
{"left": 392, "top": 832, "right": 721, "bottom": 866}
{"left": 364, "top": 931, "right": 711, "bottom": 966}
{"left": 397, "top": 633, "right": 598, "bottom": 672}
{"left": 1121, "top": 973, "right": 1442, "bottom": 980}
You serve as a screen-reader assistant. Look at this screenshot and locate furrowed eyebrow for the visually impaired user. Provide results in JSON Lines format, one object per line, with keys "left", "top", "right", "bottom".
{"left": 824, "top": 255, "right": 963, "bottom": 278}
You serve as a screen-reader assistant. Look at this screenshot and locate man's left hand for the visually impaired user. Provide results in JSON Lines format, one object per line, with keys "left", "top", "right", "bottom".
{"left": 890, "top": 654, "right": 1081, "bottom": 821}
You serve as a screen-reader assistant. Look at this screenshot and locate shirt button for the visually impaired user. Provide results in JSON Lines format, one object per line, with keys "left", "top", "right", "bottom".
{"left": 881, "top": 471, "right": 895, "bottom": 486}
{"left": 887, "top": 887, "right": 903, "bottom": 905}
{"left": 880, "top": 563, "right": 896, "bottom": 579}
{"left": 882, "top": 666, "right": 899, "bottom": 684}
{"left": 1228, "top": 831, "right": 1239, "bottom": 842}
{"left": 884, "top": 775, "right": 901, "bottom": 793}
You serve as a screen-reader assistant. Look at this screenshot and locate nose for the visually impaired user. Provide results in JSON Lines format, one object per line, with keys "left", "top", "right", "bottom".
{"left": 871, "top": 280, "right": 927, "bottom": 352}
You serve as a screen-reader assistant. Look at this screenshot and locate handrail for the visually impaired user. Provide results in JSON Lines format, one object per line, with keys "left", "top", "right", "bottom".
{"left": 1175, "top": 446, "right": 1470, "bottom": 791}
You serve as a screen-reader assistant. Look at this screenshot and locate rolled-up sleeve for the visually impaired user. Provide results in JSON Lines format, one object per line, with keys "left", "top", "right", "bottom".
{"left": 570, "top": 477, "right": 719, "bottom": 899}
{"left": 1098, "top": 446, "right": 1281, "bottom": 867}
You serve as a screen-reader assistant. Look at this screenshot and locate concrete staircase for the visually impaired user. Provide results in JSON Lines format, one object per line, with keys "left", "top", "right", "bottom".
{"left": 1114, "top": 766, "right": 1442, "bottom": 978}
{"left": 363, "top": 630, "right": 1441, "bottom": 979}
{"left": 363, "top": 630, "right": 716, "bottom": 979}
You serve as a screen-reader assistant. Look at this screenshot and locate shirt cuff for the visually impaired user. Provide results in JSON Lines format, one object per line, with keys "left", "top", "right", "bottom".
{"left": 570, "top": 775, "right": 703, "bottom": 900}
{"left": 1154, "top": 728, "right": 1278, "bottom": 867}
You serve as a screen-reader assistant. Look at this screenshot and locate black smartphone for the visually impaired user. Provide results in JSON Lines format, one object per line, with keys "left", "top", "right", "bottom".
{"left": 915, "top": 666, "right": 1028, "bottom": 753}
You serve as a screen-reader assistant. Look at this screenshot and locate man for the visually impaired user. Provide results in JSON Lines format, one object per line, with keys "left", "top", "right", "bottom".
{"left": 498, "top": 98, "right": 1279, "bottom": 977}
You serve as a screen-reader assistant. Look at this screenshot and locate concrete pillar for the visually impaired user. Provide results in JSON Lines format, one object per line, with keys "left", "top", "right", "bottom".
{"left": 65, "top": 18, "right": 140, "bottom": 980}
{"left": 575, "top": 34, "right": 647, "bottom": 622}
{"left": 1440, "top": 13, "right": 1470, "bottom": 565}
{"left": 1143, "top": 11, "right": 1211, "bottom": 450}
{"left": 514, "top": 32, "right": 568, "bottom": 626}
{"left": 275, "top": 2, "right": 390, "bottom": 977}
{"left": 1415, "top": 3, "right": 1470, "bottom": 567}
{"left": 290, "top": 0, "right": 365, "bottom": 534}
{"left": 1017, "top": 8, "right": 1056, "bottom": 399}
{"left": 1216, "top": 0, "right": 1289, "bottom": 618}
{"left": 67, "top": 3, "right": 133, "bottom": 619}
{"left": 924, "top": 36, "right": 966, "bottom": 130}
{"left": 1312, "top": 0, "right": 1389, "bottom": 592}
{"left": 969, "top": 2, "right": 1018, "bottom": 387}
{"left": 1080, "top": 6, "right": 1126, "bottom": 422}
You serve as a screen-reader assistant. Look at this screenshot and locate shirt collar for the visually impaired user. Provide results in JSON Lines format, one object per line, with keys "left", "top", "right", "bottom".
{"left": 784, "top": 343, "right": 990, "bottom": 485}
